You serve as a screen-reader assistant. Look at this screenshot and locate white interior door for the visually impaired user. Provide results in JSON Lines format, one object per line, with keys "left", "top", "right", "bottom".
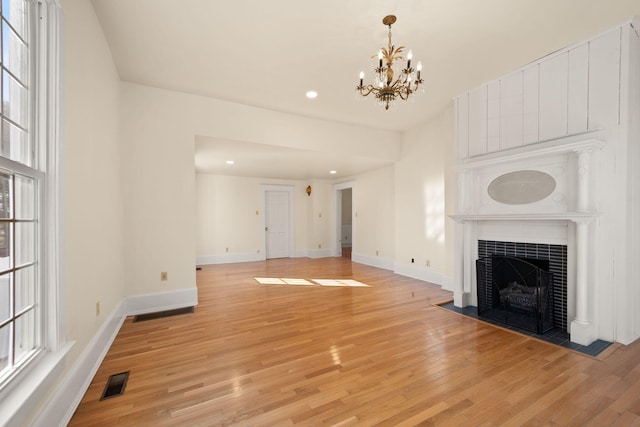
{"left": 265, "top": 190, "right": 290, "bottom": 259}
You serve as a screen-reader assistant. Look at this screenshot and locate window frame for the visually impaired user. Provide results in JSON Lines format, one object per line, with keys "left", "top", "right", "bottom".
{"left": 0, "top": 163, "right": 43, "bottom": 385}
{"left": 0, "top": 0, "right": 66, "bottom": 424}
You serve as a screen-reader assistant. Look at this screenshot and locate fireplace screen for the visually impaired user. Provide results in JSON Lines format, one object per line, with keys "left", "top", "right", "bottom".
{"left": 476, "top": 255, "right": 554, "bottom": 334}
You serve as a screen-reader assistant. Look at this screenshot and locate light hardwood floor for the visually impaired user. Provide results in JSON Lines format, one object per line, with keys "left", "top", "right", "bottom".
{"left": 70, "top": 258, "right": 640, "bottom": 426}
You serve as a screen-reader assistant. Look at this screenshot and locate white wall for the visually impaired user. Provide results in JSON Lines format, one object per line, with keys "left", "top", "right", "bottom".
{"left": 62, "top": 0, "right": 125, "bottom": 378}
{"left": 394, "top": 107, "right": 455, "bottom": 286}
{"left": 617, "top": 20, "right": 640, "bottom": 344}
{"left": 120, "top": 86, "right": 196, "bottom": 296}
{"left": 306, "top": 179, "right": 333, "bottom": 257}
{"left": 351, "top": 165, "right": 395, "bottom": 269}
{"left": 196, "top": 174, "right": 310, "bottom": 263}
{"left": 196, "top": 174, "right": 263, "bottom": 260}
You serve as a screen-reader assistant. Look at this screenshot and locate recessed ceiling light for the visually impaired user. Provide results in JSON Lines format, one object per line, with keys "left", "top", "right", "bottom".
{"left": 306, "top": 91, "right": 318, "bottom": 99}
{"left": 226, "top": 160, "right": 235, "bottom": 165}
{"left": 329, "top": 170, "right": 337, "bottom": 174}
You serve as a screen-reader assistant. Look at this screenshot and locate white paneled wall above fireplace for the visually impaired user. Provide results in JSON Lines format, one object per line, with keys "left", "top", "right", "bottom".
{"left": 455, "top": 22, "right": 624, "bottom": 160}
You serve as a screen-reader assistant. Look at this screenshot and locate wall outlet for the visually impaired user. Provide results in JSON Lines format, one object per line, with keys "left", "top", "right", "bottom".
{"left": 411, "top": 258, "right": 415, "bottom": 263}
{"left": 318, "top": 243, "right": 322, "bottom": 249}
{"left": 225, "top": 247, "right": 229, "bottom": 252}
{"left": 376, "top": 250, "right": 379, "bottom": 256}
{"left": 95, "top": 301, "right": 100, "bottom": 316}
{"left": 161, "top": 272, "right": 168, "bottom": 281}
{"left": 426, "top": 259, "right": 431, "bottom": 267}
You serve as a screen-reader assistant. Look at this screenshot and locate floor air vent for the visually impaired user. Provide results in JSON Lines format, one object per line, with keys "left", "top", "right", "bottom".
{"left": 100, "top": 371, "right": 129, "bottom": 400}
{"left": 132, "top": 306, "right": 194, "bottom": 323}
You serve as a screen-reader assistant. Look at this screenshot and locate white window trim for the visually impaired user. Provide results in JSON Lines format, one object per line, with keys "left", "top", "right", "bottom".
{"left": 0, "top": 1, "right": 70, "bottom": 425}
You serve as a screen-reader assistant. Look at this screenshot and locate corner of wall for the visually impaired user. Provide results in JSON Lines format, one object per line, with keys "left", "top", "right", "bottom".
{"left": 32, "top": 286, "right": 198, "bottom": 426}
{"left": 352, "top": 252, "right": 395, "bottom": 271}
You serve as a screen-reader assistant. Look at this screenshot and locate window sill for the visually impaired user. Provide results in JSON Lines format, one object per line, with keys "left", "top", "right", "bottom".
{"left": 0, "top": 341, "right": 74, "bottom": 427}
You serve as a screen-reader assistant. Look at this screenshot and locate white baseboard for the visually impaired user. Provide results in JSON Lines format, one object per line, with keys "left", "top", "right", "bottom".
{"left": 307, "top": 249, "right": 332, "bottom": 259}
{"left": 125, "top": 287, "right": 198, "bottom": 316}
{"left": 197, "top": 251, "right": 342, "bottom": 264}
{"left": 294, "top": 249, "right": 309, "bottom": 258}
{"left": 197, "top": 252, "right": 264, "bottom": 265}
{"left": 32, "top": 300, "right": 125, "bottom": 427}
{"left": 440, "top": 275, "right": 454, "bottom": 292}
{"left": 393, "top": 262, "right": 446, "bottom": 287}
{"left": 351, "top": 252, "right": 394, "bottom": 270}
{"left": 34, "top": 287, "right": 198, "bottom": 427}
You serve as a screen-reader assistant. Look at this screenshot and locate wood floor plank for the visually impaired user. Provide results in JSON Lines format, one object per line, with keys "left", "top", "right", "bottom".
{"left": 69, "top": 258, "right": 640, "bottom": 426}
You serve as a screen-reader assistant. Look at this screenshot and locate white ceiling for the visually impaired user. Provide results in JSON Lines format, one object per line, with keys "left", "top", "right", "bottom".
{"left": 91, "top": 0, "right": 640, "bottom": 180}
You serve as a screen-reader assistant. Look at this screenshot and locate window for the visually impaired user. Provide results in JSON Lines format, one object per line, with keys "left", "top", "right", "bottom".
{"left": 0, "top": 0, "right": 58, "bottom": 391}
{"left": 0, "top": 170, "right": 39, "bottom": 383}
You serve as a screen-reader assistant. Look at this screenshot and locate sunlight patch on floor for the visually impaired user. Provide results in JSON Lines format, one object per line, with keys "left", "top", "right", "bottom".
{"left": 255, "top": 278, "right": 369, "bottom": 287}
{"left": 282, "top": 278, "right": 314, "bottom": 285}
{"left": 254, "top": 277, "right": 286, "bottom": 285}
{"left": 313, "top": 279, "right": 369, "bottom": 287}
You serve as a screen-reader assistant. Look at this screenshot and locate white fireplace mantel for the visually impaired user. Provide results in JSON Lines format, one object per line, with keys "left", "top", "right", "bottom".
{"left": 456, "top": 130, "right": 605, "bottom": 172}
{"left": 449, "top": 212, "right": 598, "bottom": 223}
{"left": 449, "top": 131, "right": 606, "bottom": 346}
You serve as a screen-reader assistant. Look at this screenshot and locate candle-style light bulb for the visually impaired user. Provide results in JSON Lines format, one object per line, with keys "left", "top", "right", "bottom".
{"left": 407, "top": 49, "right": 413, "bottom": 68}
{"left": 417, "top": 61, "right": 422, "bottom": 80}
{"left": 359, "top": 71, "right": 364, "bottom": 86}
{"left": 378, "top": 50, "right": 383, "bottom": 68}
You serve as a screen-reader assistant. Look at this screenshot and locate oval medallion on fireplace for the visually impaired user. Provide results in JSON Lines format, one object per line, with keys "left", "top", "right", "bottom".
{"left": 488, "top": 170, "right": 556, "bottom": 205}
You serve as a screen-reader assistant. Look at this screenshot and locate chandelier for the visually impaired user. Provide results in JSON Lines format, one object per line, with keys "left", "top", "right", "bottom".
{"left": 356, "top": 15, "right": 423, "bottom": 110}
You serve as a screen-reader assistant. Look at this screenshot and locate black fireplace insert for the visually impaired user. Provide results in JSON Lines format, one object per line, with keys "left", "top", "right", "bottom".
{"left": 476, "top": 255, "right": 554, "bottom": 334}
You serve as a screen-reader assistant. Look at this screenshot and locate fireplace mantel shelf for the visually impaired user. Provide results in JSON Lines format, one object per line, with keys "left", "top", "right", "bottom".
{"left": 455, "top": 131, "right": 606, "bottom": 171}
{"left": 449, "top": 212, "right": 599, "bottom": 223}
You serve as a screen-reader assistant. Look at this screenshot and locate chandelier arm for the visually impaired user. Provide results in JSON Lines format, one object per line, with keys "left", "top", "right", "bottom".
{"left": 357, "top": 85, "right": 379, "bottom": 97}
{"left": 389, "top": 78, "right": 404, "bottom": 90}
